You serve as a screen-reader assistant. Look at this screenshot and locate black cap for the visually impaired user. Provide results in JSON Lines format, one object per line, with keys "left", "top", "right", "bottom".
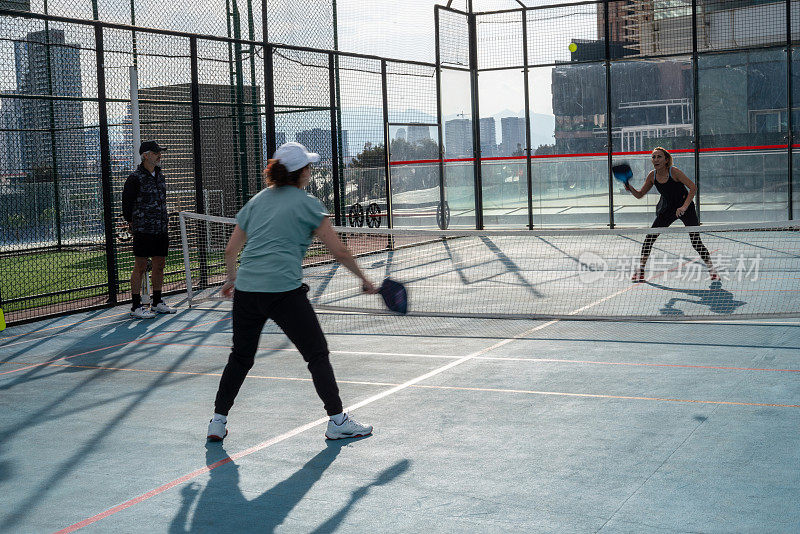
{"left": 139, "top": 141, "right": 166, "bottom": 155}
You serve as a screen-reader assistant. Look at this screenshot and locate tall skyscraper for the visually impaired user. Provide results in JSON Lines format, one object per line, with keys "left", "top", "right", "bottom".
{"left": 444, "top": 118, "right": 471, "bottom": 158}
{"left": 13, "top": 29, "right": 85, "bottom": 180}
{"left": 479, "top": 117, "right": 496, "bottom": 157}
{"left": 500, "top": 117, "right": 526, "bottom": 156}
{"left": 0, "top": 92, "right": 23, "bottom": 177}
{"left": 395, "top": 127, "right": 406, "bottom": 141}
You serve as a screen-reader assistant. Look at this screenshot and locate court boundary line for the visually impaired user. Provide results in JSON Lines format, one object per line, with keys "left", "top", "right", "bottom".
{"left": 15, "top": 361, "right": 799, "bottom": 408}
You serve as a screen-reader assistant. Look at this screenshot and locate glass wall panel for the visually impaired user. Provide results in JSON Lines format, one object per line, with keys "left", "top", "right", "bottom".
{"left": 611, "top": 57, "right": 695, "bottom": 227}
{"left": 698, "top": 49, "right": 788, "bottom": 223}
{"left": 529, "top": 63, "right": 608, "bottom": 227}
{"left": 479, "top": 69, "right": 528, "bottom": 228}
{"left": 442, "top": 68, "right": 476, "bottom": 228}
{"left": 387, "top": 62, "right": 440, "bottom": 228}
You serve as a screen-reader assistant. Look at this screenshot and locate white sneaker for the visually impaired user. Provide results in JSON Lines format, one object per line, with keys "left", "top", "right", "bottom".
{"left": 130, "top": 306, "right": 156, "bottom": 319}
{"left": 152, "top": 302, "right": 176, "bottom": 314}
{"left": 325, "top": 414, "right": 373, "bottom": 440}
{"left": 207, "top": 419, "right": 227, "bottom": 441}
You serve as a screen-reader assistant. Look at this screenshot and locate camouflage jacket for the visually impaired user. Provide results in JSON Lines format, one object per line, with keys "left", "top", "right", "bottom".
{"left": 122, "top": 164, "right": 168, "bottom": 234}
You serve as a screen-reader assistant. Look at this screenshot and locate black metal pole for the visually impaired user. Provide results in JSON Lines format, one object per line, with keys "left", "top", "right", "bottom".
{"left": 95, "top": 23, "right": 119, "bottom": 304}
{"left": 262, "top": 3, "right": 276, "bottom": 158}
{"left": 381, "top": 60, "right": 394, "bottom": 229}
{"left": 42, "top": 1, "right": 63, "bottom": 249}
{"left": 190, "top": 37, "right": 209, "bottom": 288}
{"left": 468, "top": 11, "right": 484, "bottom": 229}
{"left": 692, "top": 0, "right": 701, "bottom": 219}
{"left": 328, "top": 53, "right": 342, "bottom": 226}
{"left": 522, "top": 8, "right": 533, "bottom": 229}
{"left": 190, "top": 38, "right": 205, "bottom": 216}
{"left": 605, "top": 0, "right": 614, "bottom": 228}
{"left": 787, "top": 0, "right": 794, "bottom": 220}
{"left": 435, "top": 6, "right": 447, "bottom": 229}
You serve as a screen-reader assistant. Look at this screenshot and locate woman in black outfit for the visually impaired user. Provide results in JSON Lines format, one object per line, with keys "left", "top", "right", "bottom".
{"left": 625, "top": 147, "right": 718, "bottom": 283}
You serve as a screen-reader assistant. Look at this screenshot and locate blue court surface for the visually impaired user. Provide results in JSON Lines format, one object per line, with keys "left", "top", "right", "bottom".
{"left": 1, "top": 300, "right": 799, "bottom": 532}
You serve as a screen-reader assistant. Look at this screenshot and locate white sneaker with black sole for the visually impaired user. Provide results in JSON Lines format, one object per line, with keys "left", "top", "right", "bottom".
{"left": 207, "top": 419, "right": 227, "bottom": 441}
{"left": 152, "top": 302, "right": 176, "bottom": 314}
{"left": 130, "top": 306, "right": 156, "bottom": 319}
{"left": 325, "top": 414, "right": 373, "bottom": 440}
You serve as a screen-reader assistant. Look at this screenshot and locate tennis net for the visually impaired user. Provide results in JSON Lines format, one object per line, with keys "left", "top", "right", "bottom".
{"left": 179, "top": 211, "right": 800, "bottom": 321}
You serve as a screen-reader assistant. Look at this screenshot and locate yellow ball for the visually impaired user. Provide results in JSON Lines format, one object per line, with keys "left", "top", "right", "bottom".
{"left": 568, "top": 43, "right": 577, "bottom": 53}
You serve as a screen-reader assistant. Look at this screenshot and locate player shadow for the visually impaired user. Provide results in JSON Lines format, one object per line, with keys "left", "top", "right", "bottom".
{"left": 0, "top": 307, "right": 244, "bottom": 530}
{"left": 170, "top": 439, "right": 408, "bottom": 533}
{"left": 646, "top": 280, "right": 747, "bottom": 316}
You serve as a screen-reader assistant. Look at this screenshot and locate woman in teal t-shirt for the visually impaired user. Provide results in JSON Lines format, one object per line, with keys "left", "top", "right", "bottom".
{"left": 207, "top": 142, "right": 377, "bottom": 441}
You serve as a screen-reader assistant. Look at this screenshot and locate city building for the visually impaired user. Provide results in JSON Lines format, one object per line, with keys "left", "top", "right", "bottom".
{"left": 479, "top": 117, "right": 496, "bottom": 157}
{"left": 444, "top": 118, "right": 472, "bottom": 158}
{"left": 500, "top": 117, "right": 526, "bottom": 156}
{"left": 13, "top": 29, "right": 86, "bottom": 181}
{"left": 407, "top": 124, "right": 431, "bottom": 143}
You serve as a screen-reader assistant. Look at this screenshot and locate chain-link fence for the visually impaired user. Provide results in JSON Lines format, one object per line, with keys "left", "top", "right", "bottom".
{"left": 0, "top": 2, "right": 440, "bottom": 324}
{"left": 3, "top": 0, "right": 800, "bottom": 325}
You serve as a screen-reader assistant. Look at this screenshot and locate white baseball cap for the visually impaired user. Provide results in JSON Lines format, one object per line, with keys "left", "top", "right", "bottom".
{"left": 273, "top": 142, "right": 320, "bottom": 172}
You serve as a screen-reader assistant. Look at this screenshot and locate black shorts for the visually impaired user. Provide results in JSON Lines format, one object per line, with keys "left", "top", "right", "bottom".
{"left": 652, "top": 202, "right": 699, "bottom": 228}
{"left": 132, "top": 232, "right": 169, "bottom": 258}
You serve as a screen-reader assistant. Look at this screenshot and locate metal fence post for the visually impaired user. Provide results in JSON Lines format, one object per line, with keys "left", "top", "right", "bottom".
{"left": 522, "top": 8, "right": 533, "bottom": 229}
{"left": 468, "top": 10, "right": 484, "bottom": 229}
{"left": 190, "top": 36, "right": 209, "bottom": 288}
{"left": 604, "top": 0, "right": 614, "bottom": 229}
{"left": 692, "top": 0, "right": 701, "bottom": 219}
{"left": 787, "top": 0, "right": 794, "bottom": 220}
{"left": 264, "top": 44, "right": 277, "bottom": 158}
{"left": 381, "top": 60, "right": 394, "bottom": 229}
{"left": 435, "top": 6, "right": 447, "bottom": 230}
{"left": 94, "top": 23, "right": 119, "bottom": 304}
{"left": 329, "top": 53, "right": 343, "bottom": 225}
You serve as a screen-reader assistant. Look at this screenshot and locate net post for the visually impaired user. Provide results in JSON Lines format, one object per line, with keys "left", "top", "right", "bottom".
{"left": 179, "top": 212, "right": 194, "bottom": 307}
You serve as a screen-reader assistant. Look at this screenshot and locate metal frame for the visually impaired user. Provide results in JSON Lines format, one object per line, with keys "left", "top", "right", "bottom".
{"left": 95, "top": 22, "right": 119, "bottom": 304}
{"left": 381, "top": 60, "right": 394, "bottom": 229}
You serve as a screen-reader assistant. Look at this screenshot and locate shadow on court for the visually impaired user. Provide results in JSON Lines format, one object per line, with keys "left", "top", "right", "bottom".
{"left": 646, "top": 280, "right": 747, "bottom": 316}
{"left": 169, "top": 440, "right": 409, "bottom": 533}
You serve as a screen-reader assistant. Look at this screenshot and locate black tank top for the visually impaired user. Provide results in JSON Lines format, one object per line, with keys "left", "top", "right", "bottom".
{"left": 654, "top": 168, "right": 689, "bottom": 216}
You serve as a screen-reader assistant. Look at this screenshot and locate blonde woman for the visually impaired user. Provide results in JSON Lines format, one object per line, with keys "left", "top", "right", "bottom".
{"left": 625, "top": 147, "right": 718, "bottom": 282}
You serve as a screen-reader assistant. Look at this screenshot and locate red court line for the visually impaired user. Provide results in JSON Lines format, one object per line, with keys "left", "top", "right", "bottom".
{"left": 0, "top": 311, "right": 130, "bottom": 342}
{"left": 0, "top": 317, "right": 231, "bottom": 377}
{"left": 55, "top": 456, "right": 236, "bottom": 534}
{"left": 129, "top": 341, "right": 800, "bottom": 373}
